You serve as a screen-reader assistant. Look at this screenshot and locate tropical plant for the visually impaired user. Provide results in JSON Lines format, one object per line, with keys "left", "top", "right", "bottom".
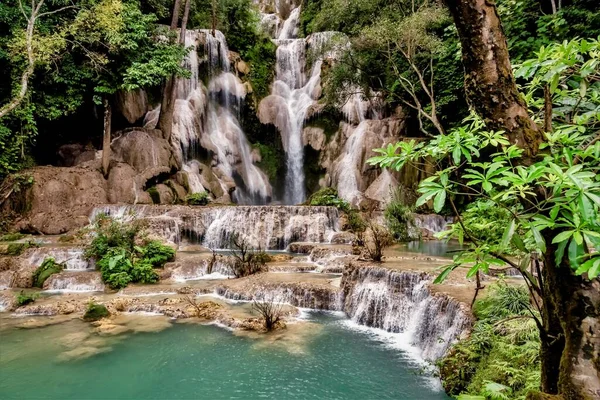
{"left": 370, "top": 37, "right": 600, "bottom": 396}
{"left": 384, "top": 196, "right": 415, "bottom": 241}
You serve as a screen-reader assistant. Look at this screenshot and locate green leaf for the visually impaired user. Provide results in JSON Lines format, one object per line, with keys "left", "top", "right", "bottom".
{"left": 568, "top": 239, "right": 584, "bottom": 268}
{"left": 501, "top": 219, "right": 516, "bottom": 249}
{"left": 434, "top": 264, "right": 457, "bottom": 284}
{"left": 530, "top": 224, "right": 546, "bottom": 253}
{"left": 512, "top": 234, "right": 528, "bottom": 253}
{"left": 433, "top": 190, "right": 446, "bottom": 213}
{"left": 552, "top": 230, "right": 573, "bottom": 244}
{"left": 467, "top": 263, "right": 480, "bottom": 278}
{"left": 555, "top": 240, "right": 568, "bottom": 266}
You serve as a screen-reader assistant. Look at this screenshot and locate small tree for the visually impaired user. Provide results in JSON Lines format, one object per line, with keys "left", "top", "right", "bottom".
{"left": 252, "top": 293, "right": 284, "bottom": 332}
{"left": 229, "top": 233, "right": 268, "bottom": 277}
{"left": 363, "top": 220, "right": 393, "bottom": 262}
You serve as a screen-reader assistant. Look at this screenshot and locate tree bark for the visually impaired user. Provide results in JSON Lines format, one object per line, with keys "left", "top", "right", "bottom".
{"left": 157, "top": 0, "right": 184, "bottom": 141}
{"left": 102, "top": 98, "right": 112, "bottom": 178}
{"left": 444, "top": 0, "right": 600, "bottom": 398}
{"left": 444, "top": 0, "right": 544, "bottom": 161}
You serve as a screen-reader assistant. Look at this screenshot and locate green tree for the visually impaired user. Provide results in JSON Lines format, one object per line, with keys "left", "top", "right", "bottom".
{"left": 369, "top": 37, "right": 600, "bottom": 398}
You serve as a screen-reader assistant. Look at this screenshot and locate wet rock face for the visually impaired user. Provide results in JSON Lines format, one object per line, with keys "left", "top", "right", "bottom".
{"left": 322, "top": 117, "right": 406, "bottom": 208}
{"left": 111, "top": 129, "right": 179, "bottom": 174}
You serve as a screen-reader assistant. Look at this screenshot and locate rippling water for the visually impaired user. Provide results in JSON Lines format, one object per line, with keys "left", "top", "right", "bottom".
{"left": 0, "top": 313, "right": 449, "bottom": 399}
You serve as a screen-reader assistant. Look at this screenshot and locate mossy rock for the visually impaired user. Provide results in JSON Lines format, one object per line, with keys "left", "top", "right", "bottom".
{"left": 83, "top": 303, "right": 110, "bottom": 321}
{"left": 32, "top": 257, "right": 64, "bottom": 288}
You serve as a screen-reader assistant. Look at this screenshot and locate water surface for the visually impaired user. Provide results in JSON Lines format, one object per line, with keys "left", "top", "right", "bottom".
{"left": 0, "top": 312, "right": 449, "bottom": 400}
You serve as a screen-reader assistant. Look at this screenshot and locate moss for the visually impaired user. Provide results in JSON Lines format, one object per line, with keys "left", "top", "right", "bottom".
{"left": 147, "top": 186, "right": 160, "bottom": 204}
{"left": 32, "top": 257, "right": 64, "bottom": 288}
{"left": 253, "top": 143, "right": 285, "bottom": 183}
{"left": 83, "top": 303, "right": 110, "bottom": 321}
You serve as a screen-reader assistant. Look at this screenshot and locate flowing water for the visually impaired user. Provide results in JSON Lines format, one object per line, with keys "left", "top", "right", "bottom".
{"left": 0, "top": 313, "right": 449, "bottom": 400}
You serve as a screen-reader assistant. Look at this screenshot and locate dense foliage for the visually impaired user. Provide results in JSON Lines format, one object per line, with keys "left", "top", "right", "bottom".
{"left": 300, "top": 0, "right": 600, "bottom": 135}
{"left": 86, "top": 214, "right": 175, "bottom": 289}
{"left": 370, "top": 38, "right": 600, "bottom": 281}
{"left": 439, "top": 282, "right": 541, "bottom": 400}
{"left": 186, "top": 191, "right": 210, "bottom": 206}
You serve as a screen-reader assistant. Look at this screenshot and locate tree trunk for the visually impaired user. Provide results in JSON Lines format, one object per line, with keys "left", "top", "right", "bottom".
{"left": 102, "top": 98, "right": 112, "bottom": 178}
{"left": 543, "top": 233, "right": 600, "bottom": 398}
{"left": 444, "top": 0, "right": 600, "bottom": 398}
{"left": 157, "top": 0, "right": 183, "bottom": 141}
{"left": 444, "top": 0, "right": 544, "bottom": 161}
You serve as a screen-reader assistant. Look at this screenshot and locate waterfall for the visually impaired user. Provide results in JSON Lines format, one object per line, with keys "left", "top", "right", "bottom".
{"left": 342, "top": 266, "right": 471, "bottom": 361}
{"left": 25, "top": 248, "right": 92, "bottom": 271}
{"left": 258, "top": 5, "right": 338, "bottom": 204}
{"left": 145, "top": 29, "right": 271, "bottom": 204}
{"left": 44, "top": 272, "right": 105, "bottom": 293}
{"left": 90, "top": 204, "right": 340, "bottom": 250}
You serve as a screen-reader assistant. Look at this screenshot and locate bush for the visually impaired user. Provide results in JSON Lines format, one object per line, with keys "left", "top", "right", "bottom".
{"left": 16, "top": 290, "right": 39, "bottom": 307}
{"left": 229, "top": 233, "right": 267, "bottom": 278}
{"left": 0, "top": 233, "right": 25, "bottom": 241}
{"left": 135, "top": 240, "right": 175, "bottom": 267}
{"left": 86, "top": 216, "right": 172, "bottom": 289}
{"left": 307, "top": 187, "right": 351, "bottom": 212}
{"left": 186, "top": 191, "right": 210, "bottom": 206}
{"left": 84, "top": 214, "right": 142, "bottom": 260}
{"left": 439, "top": 282, "right": 541, "bottom": 399}
{"left": 384, "top": 200, "right": 414, "bottom": 242}
{"left": 83, "top": 302, "right": 110, "bottom": 321}
{"left": 6, "top": 240, "right": 38, "bottom": 256}
{"left": 32, "top": 257, "right": 64, "bottom": 288}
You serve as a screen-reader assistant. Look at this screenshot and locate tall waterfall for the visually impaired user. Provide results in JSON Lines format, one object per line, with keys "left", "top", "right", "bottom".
{"left": 258, "top": 5, "right": 336, "bottom": 204}
{"left": 145, "top": 30, "right": 271, "bottom": 204}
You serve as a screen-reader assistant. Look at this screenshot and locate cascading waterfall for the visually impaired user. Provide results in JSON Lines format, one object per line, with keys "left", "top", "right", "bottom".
{"left": 44, "top": 272, "right": 105, "bottom": 293}
{"left": 343, "top": 266, "right": 471, "bottom": 361}
{"left": 26, "top": 248, "right": 92, "bottom": 271}
{"left": 90, "top": 204, "right": 340, "bottom": 250}
{"left": 258, "top": 4, "right": 337, "bottom": 204}
{"left": 145, "top": 29, "right": 271, "bottom": 204}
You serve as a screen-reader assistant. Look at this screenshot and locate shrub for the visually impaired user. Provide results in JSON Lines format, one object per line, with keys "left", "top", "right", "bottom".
{"left": 229, "top": 233, "right": 267, "bottom": 278}
{"left": 32, "top": 257, "right": 64, "bottom": 287}
{"left": 439, "top": 282, "right": 541, "bottom": 399}
{"left": 307, "top": 187, "right": 351, "bottom": 212}
{"left": 130, "top": 260, "right": 159, "bottom": 283}
{"left": 16, "top": 290, "right": 39, "bottom": 307}
{"left": 253, "top": 293, "right": 285, "bottom": 332}
{"left": 362, "top": 222, "right": 393, "bottom": 262}
{"left": 0, "top": 232, "right": 25, "bottom": 241}
{"left": 83, "top": 302, "right": 110, "bottom": 321}
{"left": 84, "top": 214, "right": 142, "bottom": 260}
{"left": 135, "top": 240, "right": 175, "bottom": 267}
{"left": 6, "top": 240, "right": 38, "bottom": 256}
{"left": 186, "top": 191, "right": 210, "bottom": 206}
{"left": 384, "top": 200, "right": 414, "bottom": 242}
{"left": 86, "top": 216, "right": 175, "bottom": 289}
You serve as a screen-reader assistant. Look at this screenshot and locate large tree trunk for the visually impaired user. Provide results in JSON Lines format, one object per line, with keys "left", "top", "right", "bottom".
{"left": 102, "top": 98, "right": 112, "bottom": 178}
{"left": 157, "top": 0, "right": 183, "bottom": 141}
{"left": 444, "top": 0, "right": 600, "bottom": 398}
{"left": 444, "top": 0, "right": 544, "bottom": 161}
{"left": 542, "top": 233, "right": 600, "bottom": 398}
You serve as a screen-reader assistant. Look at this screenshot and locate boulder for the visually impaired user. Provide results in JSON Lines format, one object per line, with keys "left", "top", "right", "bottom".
{"left": 10, "top": 166, "right": 108, "bottom": 234}
{"left": 115, "top": 89, "right": 149, "bottom": 124}
{"left": 303, "top": 127, "right": 326, "bottom": 151}
{"left": 107, "top": 163, "right": 137, "bottom": 204}
{"left": 111, "top": 129, "right": 179, "bottom": 174}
